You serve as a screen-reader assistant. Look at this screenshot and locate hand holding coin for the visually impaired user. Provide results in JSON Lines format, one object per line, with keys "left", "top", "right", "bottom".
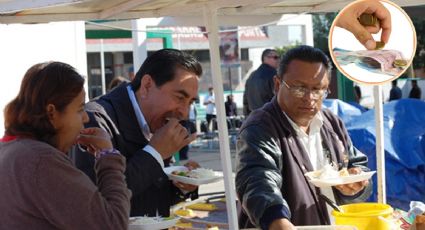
{"left": 335, "top": 0, "right": 391, "bottom": 50}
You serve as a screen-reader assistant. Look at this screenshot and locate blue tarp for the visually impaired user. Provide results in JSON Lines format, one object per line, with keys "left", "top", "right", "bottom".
{"left": 323, "top": 99, "right": 425, "bottom": 211}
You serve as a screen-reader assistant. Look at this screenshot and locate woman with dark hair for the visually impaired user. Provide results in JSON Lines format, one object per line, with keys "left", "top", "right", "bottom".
{"left": 0, "top": 62, "right": 131, "bottom": 229}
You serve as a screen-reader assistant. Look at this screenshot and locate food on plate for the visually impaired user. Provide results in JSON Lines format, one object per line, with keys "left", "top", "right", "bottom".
{"left": 190, "top": 168, "right": 216, "bottom": 178}
{"left": 310, "top": 164, "right": 351, "bottom": 180}
{"left": 174, "top": 208, "right": 194, "bottom": 217}
{"left": 172, "top": 170, "right": 189, "bottom": 177}
{"left": 186, "top": 203, "right": 217, "bottom": 211}
{"left": 338, "top": 168, "right": 350, "bottom": 177}
{"left": 317, "top": 164, "right": 340, "bottom": 179}
{"left": 171, "top": 168, "right": 216, "bottom": 179}
{"left": 175, "top": 220, "right": 193, "bottom": 228}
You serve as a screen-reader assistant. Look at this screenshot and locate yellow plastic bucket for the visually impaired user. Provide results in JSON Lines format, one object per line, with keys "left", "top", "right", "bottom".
{"left": 331, "top": 203, "right": 393, "bottom": 230}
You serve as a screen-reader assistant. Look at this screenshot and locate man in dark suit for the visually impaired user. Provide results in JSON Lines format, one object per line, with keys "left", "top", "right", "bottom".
{"left": 389, "top": 80, "right": 402, "bottom": 101}
{"left": 409, "top": 80, "right": 422, "bottom": 99}
{"left": 243, "top": 49, "right": 279, "bottom": 115}
{"left": 73, "top": 49, "right": 202, "bottom": 217}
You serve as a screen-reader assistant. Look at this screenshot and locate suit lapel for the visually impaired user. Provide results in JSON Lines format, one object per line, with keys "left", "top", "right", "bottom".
{"left": 105, "top": 84, "right": 147, "bottom": 146}
{"left": 271, "top": 100, "right": 330, "bottom": 224}
{"left": 321, "top": 113, "right": 344, "bottom": 167}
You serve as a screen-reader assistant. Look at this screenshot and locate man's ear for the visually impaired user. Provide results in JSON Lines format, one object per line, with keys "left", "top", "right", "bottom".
{"left": 273, "top": 75, "right": 281, "bottom": 95}
{"left": 140, "top": 74, "right": 154, "bottom": 98}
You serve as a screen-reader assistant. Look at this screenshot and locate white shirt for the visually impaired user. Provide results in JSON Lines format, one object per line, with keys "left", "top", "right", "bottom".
{"left": 284, "top": 111, "right": 325, "bottom": 171}
{"left": 283, "top": 110, "right": 336, "bottom": 223}
{"left": 189, "top": 104, "right": 196, "bottom": 121}
{"left": 127, "top": 85, "right": 164, "bottom": 168}
{"left": 204, "top": 94, "right": 216, "bottom": 115}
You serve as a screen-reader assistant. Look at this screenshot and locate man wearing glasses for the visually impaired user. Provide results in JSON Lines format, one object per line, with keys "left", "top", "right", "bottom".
{"left": 236, "top": 46, "right": 372, "bottom": 229}
{"left": 243, "top": 49, "right": 280, "bottom": 116}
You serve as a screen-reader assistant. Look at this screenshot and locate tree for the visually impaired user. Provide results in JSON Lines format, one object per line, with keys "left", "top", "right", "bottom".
{"left": 275, "top": 41, "right": 301, "bottom": 57}
{"left": 312, "top": 13, "right": 338, "bottom": 53}
{"left": 412, "top": 17, "right": 425, "bottom": 69}
{"left": 274, "top": 13, "right": 336, "bottom": 57}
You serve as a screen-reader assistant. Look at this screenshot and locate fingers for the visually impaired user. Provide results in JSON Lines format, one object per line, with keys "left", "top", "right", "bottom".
{"left": 80, "top": 127, "right": 111, "bottom": 139}
{"left": 364, "top": 23, "right": 381, "bottom": 34}
{"left": 380, "top": 21, "right": 392, "bottom": 44}
{"left": 335, "top": 180, "right": 367, "bottom": 196}
{"left": 334, "top": 167, "right": 368, "bottom": 195}
{"left": 349, "top": 21, "right": 376, "bottom": 50}
{"left": 183, "top": 133, "right": 197, "bottom": 145}
{"left": 335, "top": 184, "right": 357, "bottom": 196}
{"left": 77, "top": 128, "right": 113, "bottom": 153}
{"left": 335, "top": 0, "right": 392, "bottom": 50}
{"left": 348, "top": 167, "right": 362, "bottom": 175}
{"left": 150, "top": 120, "right": 197, "bottom": 159}
{"left": 372, "top": 1, "right": 392, "bottom": 43}
{"left": 166, "top": 118, "right": 192, "bottom": 139}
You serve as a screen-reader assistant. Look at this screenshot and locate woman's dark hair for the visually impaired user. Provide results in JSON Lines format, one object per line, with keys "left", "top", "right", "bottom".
{"left": 4, "top": 61, "right": 85, "bottom": 142}
{"left": 277, "top": 45, "right": 332, "bottom": 81}
{"left": 108, "top": 76, "right": 129, "bottom": 91}
{"left": 131, "top": 49, "right": 202, "bottom": 90}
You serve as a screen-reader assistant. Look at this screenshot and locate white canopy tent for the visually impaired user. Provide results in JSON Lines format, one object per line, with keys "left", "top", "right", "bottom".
{"left": 1, "top": 0, "right": 423, "bottom": 228}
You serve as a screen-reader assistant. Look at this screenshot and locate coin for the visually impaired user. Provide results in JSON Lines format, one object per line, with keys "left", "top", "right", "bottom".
{"left": 375, "top": 41, "right": 385, "bottom": 50}
{"left": 393, "top": 59, "right": 408, "bottom": 67}
{"left": 358, "top": 13, "right": 377, "bottom": 26}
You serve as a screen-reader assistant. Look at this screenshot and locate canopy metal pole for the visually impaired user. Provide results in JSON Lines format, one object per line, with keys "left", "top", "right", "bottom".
{"left": 100, "top": 38, "right": 106, "bottom": 95}
{"left": 203, "top": 5, "right": 239, "bottom": 230}
{"left": 373, "top": 85, "right": 386, "bottom": 203}
{"left": 131, "top": 18, "right": 148, "bottom": 71}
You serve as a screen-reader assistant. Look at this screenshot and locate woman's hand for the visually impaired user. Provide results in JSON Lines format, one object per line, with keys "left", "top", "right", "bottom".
{"left": 76, "top": 127, "right": 113, "bottom": 156}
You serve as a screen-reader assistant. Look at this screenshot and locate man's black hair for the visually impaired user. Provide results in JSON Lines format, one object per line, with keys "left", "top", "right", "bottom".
{"left": 131, "top": 48, "right": 202, "bottom": 90}
{"left": 277, "top": 45, "right": 332, "bottom": 80}
{"left": 261, "top": 49, "right": 277, "bottom": 62}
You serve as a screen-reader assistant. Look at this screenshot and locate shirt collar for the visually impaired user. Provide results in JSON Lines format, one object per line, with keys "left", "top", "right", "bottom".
{"left": 283, "top": 110, "right": 323, "bottom": 137}
{"left": 127, "top": 85, "right": 152, "bottom": 140}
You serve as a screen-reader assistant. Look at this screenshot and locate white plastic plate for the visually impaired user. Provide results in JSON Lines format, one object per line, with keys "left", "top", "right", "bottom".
{"left": 304, "top": 171, "right": 376, "bottom": 187}
{"left": 163, "top": 166, "right": 223, "bottom": 186}
{"left": 128, "top": 216, "right": 179, "bottom": 230}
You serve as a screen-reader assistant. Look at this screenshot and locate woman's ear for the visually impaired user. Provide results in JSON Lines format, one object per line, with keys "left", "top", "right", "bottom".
{"left": 46, "top": 104, "right": 58, "bottom": 128}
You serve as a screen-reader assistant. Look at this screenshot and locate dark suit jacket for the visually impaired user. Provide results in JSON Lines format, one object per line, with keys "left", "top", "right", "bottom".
{"left": 409, "top": 86, "right": 421, "bottom": 99}
{"left": 236, "top": 97, "right": 372, "bottom": 228}
{"left": 389, "top": 86, "right": 402, "bottom": 101}
{"left": 73, "top": 83, "right": 194, "bottom": 217}
{"left": 243, "top": 63, "right": 276, "bottom": 112}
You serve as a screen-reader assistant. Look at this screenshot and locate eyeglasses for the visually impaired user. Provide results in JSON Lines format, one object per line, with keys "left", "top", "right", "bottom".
{"left": 267, "top": 55, "right": 280, "bottom": 60}
{"left": 281, "top": 80, "right": 329, "bottom": 100}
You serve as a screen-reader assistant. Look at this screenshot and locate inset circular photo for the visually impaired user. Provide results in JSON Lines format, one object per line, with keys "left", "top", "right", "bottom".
{"left": 329, "top": 0, "right": 416, "bottom": 85}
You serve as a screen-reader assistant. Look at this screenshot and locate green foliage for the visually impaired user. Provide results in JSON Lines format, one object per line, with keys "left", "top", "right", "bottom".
{"left": 412, "top": 17, "right": 425, "bottom": 69}
{"left": 274, "top": 13, "right": 337, "bottom": 57}
{"left": 275, "top": 41, "right": 302, "bottom": 57}
{"left": 312, "top": 13, "right": 338, "bottom": 52}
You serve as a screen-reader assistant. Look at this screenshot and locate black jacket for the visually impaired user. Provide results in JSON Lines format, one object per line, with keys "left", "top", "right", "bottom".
{"left": 236, "top": 97, "right": 372, "bottom": 228}
{"left": 73, "top": 83, "right": 194, "bottom": 217}
{"left": 243, "top": 63, "right": 276, "bottom": 113}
